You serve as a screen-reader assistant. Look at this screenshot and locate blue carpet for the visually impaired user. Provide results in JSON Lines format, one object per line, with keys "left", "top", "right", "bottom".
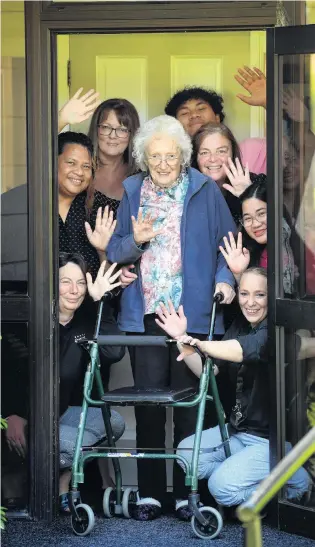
{"left": 2, "top": 516, "right": 315, "bottom": 547}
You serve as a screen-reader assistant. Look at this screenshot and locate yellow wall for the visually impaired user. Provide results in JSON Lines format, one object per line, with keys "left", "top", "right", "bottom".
{"left": 1, "top": 1, "right": 25, "bottom": 58}
{"left": 1, "top": 1, "right": 26, "bottom": 192}
{"left": 68, "top": 32, "right": 259, "bottom": 142}
{"left": 306, "top": 1, "right": 315, "bottom": 23}
{"left": 57, "top": 36, "right": 70, "bottom": 111}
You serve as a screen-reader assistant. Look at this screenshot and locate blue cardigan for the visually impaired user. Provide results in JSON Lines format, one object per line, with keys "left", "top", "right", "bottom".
{"left": 107, "top": 167, "right": 236, "bottom": 334}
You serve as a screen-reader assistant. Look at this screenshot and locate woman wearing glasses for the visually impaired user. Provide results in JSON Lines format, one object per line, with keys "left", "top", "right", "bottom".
{"left": 220, "top": 180, "right": 296, "bottom": 296}
{"left": 106, "top": 115, "right": 236, "bottom": 521}
{"left": 88, "top": 99, "right": 140, "bottom": 208}
{"left": 192, "top": 123, "right": 266, "bottom": 224}
{"left": 58, "top": 91, "right": 140, "bottom": 213}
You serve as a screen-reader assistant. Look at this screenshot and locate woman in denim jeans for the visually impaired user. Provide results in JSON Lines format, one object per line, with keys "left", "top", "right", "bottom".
{"left": 156, "top": 267, "right": 311, "bottom": 508}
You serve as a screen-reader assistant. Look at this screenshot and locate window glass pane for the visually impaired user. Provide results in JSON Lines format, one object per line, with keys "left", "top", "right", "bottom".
{"left": 280, "top": 54, "right": 315, "bottom": 298}
{"left": 282, "top": 328, "right": 315, "bottom": 509}
{"left": 1, "top": 323, "right": 29, "bottom": 512}
{"left": 1, "top": 1, "right": 28, "bottom": 294}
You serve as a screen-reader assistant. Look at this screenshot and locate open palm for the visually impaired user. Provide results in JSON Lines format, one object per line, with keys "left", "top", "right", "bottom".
{"left": 59, "top": 88, "right": 101, "bottom": 129}
{"left": 222, "top": 158, "right": 252, "bottom": 198}
{"left": 87, "top": 261, "right": 122, "bottom": 301}
{"left": 219, "top": 232, "right": 250, "bottom": 276}
{"left": 85, "top": 206, "right": 116, "bottom": 252}
{"left": 283, "top": 87, "right": 310, "bottom": 124}
{"left": 132, "top": 209, "right": 164, "bottom": 245}
{"left": 155, "top": 301, "right": 187, "bottom": 339}
{"left": 235, "top": 66, "right": 266, "bottom": 108}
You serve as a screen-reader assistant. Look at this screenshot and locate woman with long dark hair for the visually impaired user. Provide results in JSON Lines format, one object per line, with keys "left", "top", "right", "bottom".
{"left": 220, "top": 181, "right": 296, "bottom": 295}
{"left": 88, "top": 98, "right": 140, "bottom": 203}
{"left": 59, "top": 91, "right": 140, "bottom": 211}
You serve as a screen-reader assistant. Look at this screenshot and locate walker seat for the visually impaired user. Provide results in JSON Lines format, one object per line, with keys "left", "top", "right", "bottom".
{"left": 102, "top": 386, "right": 196, "bottom": 405}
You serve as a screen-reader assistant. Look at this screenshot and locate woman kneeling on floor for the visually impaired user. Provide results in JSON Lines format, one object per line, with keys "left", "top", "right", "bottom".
{"left": 155, "top": 267, "right": 311, "bottom": 507}
{"left": 2, "top": 253, "right": 126, "bottom": 513}
{"left": 58, "top": 252, "right": 125, "bottom": 513}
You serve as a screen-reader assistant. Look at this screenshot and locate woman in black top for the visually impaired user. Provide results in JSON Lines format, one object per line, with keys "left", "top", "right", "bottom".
{"left": 58, "top": 131, "right": 118, "bottom": 279}
{"left": 2, "top": 253, "right": 125, "bottom": 511}
{"left": 156, "top": 268, "right": 310, "bottom": 507}
{"left": 58, "top": 252, "right": 125, "bottom": 511}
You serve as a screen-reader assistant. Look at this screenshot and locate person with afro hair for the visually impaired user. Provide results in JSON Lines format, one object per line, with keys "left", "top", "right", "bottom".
{"left": 165, "top": 86, "right": 225, "bottom": 138}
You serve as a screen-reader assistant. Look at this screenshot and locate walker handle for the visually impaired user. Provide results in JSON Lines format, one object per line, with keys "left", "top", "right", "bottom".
{"left": 214, "top": 291, "right": 224, "bottom": 304}
{"left": 97, "top": 335, "right": 168, "bottom": 347}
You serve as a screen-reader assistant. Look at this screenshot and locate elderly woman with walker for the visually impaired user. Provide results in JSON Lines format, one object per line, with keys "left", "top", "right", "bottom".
{"left": 106, "top": 114, "right": 236, "bottom": 521}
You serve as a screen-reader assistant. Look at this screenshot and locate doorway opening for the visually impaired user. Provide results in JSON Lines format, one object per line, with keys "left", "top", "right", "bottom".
{"left": 56, "top": 28, "right": 267, "bottom": 498}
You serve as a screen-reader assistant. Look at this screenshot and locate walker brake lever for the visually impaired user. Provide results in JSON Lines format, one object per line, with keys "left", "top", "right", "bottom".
{"left": 168, "top": 339, "right": 207, "bottom": 361}
{"left": 74, "top": 334, "right": 90, "bottom": 350}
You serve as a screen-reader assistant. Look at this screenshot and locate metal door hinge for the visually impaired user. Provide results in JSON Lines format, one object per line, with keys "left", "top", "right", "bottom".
{"left": 67, "top": 60, "right": 71, "bottom": 88}
{"left": 51, "top": 298, "right": 57, "bottom": 328}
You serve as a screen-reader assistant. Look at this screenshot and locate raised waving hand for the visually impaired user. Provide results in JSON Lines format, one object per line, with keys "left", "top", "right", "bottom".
{"left": 222, "top": 158, "right": 252, "bottom": 197}
{"left": 155, "top": 300, "right": 187, "bottom": 339}
{"left": 132, "top": 209, "right": 164, "bottom": 245}
{"left": 85, "top": 206, "right": 116, "bottom": 253}
{"left": 234, "top": 66, "right": 266, "bottom": 108}
{"left": 86, "top": 261, "right": 122, "bottom": 301}
{"left": 283, "top": 87, "right": 310, "bottom": 124}
{"left": 219, "top": 231, "right": 250, "bottom": 281}
{"left": 58, "top": 88, "right": 101, "bottom": 132}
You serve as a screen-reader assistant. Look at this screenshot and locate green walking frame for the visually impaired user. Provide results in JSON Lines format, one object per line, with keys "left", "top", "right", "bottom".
{"left": 68, "top": 292, "right": 230, "bottom": 538}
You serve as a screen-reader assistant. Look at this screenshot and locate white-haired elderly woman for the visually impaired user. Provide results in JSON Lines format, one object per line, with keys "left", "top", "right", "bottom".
{"left": 106, "top": 115, "right": 236, "bottom": 521}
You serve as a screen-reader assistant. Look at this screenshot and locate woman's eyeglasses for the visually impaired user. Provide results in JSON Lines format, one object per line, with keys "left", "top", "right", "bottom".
{"left": 98, "top": 124, "right": 130, "bottom": 139}
{"left": 147, "top": 154, "right": 179, "bottom": 166}
{"left": 240, "top": 210, "right": 267, "bottom": 227}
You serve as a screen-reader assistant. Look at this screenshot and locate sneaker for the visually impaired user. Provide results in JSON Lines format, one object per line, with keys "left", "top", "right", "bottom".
{"left": 175, "top": 499, "right": 203, "bottom": 522}
{"left": 132, "top": 494, "right": 162, "bottom": 521}
{"left": 59, "top": 493, "right": 71, "bottom": 514}
{"left": 286, "top": 488, "right": 312, "bottom": 507}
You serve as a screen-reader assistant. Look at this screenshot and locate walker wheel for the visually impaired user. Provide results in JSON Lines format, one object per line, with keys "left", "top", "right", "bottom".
{"left": 122, "top": 487, "right": 136, "bottom": 518}
{"left": 103, "top": 487, "right": 115, "bottom": 518}
{"left": 191, "top": 506, "right": 223, "bottom": 540}
{"left": 71, "top": 504, "right": 95, "bottom": 536}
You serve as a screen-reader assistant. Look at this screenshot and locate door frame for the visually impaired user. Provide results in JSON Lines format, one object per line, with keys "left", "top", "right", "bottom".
{"left": 266, "top": 24, "right": 315, "bottom": 539}
{"left": 24, "top": 0, "right": 305, "bottom": 522}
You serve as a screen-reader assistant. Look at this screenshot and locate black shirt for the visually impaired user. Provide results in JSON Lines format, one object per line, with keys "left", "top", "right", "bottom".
{"left": 59, "top": 190, "right": 120, "bottom": 279}
{"left": 59, "top": 298, "right": 125, "bottom": 416}
{"left": 2, "top": 300, "right": 125, "bottom": 419}
{"left": 217, "top": 315, "right": 269, "bottom": 438}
